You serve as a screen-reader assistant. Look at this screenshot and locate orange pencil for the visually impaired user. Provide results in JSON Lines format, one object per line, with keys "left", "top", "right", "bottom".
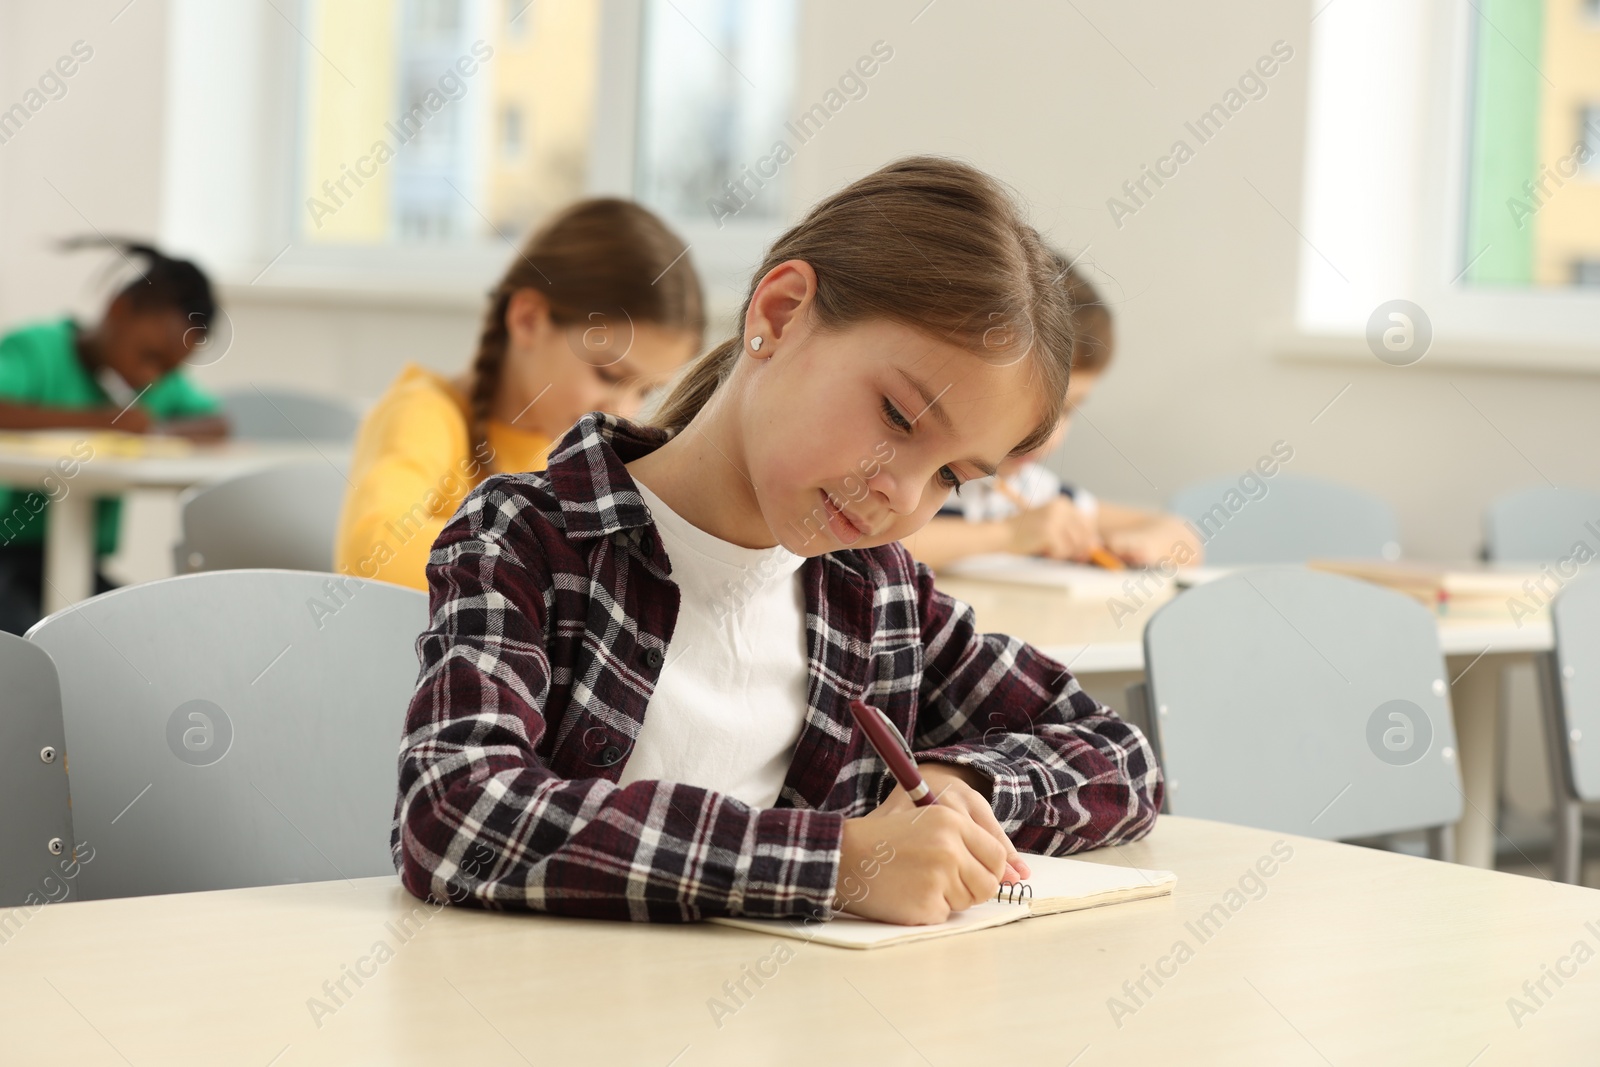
{"left": 993, "top": 478, "right": 1125, "bottom": 570}
{"left": 1087, "top": 546, "right": 1126, "bottom": 571}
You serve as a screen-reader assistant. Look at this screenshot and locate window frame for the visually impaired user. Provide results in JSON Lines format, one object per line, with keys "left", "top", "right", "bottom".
{"left": 591, "top": 0, "right": 796, "bottom": 309}
{"left": 166, "top": 0, "right": 783, "bottom": 309}
{"left": 1282, "top": 0, "right": 1600, "bottom": 372}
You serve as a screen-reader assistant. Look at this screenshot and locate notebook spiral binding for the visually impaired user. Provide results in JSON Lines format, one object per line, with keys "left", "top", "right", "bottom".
{"left": 996, "top": 881, "right": 1033, "bottom": 904}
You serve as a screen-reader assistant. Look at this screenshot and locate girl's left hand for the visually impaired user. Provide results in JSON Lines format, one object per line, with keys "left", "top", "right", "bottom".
{"left": 1106, "top": 515, "right": 1203, "bottom": 567}
{"left": 871, "top": 763, "right": 1031, "bottom": 884}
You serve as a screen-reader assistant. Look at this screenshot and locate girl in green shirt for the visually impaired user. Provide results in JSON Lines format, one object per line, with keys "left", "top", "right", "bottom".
{"left": 0, "top": 239, "right": 230, "bottom": 633}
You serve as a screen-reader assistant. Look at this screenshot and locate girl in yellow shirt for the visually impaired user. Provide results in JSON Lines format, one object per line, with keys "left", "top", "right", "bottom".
{"left": 336, "top": 199, "right": 705, "bottom": 590}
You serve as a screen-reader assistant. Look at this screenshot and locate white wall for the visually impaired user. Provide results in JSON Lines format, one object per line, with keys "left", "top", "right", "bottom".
{"left": 799, "top": 0, "right": 1600, "bottom": 566}
{"left": 3, "top": 0, "right": 1598, "bottom": 569}
{"left": 0, "top": 1, "right": 169, "bottom": 323}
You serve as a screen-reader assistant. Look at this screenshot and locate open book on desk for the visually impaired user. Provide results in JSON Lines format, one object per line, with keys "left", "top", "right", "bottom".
{"left": 937, "top": 554, "right": 1130, "bottom": 596}
{"left": 1306, "top": 559, "right": 1538, "bottom": 618}
{"left": 709, "top": 853, "right": 1176, "bottom": 949}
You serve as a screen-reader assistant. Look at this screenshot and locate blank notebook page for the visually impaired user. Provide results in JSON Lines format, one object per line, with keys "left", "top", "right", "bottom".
{"left": 709, "top": 853, "right": 1177, "bottom": 950}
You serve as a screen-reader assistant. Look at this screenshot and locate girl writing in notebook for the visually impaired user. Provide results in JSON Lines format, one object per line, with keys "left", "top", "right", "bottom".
{"left": 904, "top": 255, "right": 1202, "bottom": 570}
{"left": 393, "top": 157, "right": 1163, "bottom": 926}
{"left": 334, "top": 198, "right": 704, "bottom": 591}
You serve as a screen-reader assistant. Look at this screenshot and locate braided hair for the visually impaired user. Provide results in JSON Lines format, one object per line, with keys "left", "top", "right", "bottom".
{"left": 465, "top": 199, "right": 704, "bottom": 478}
{"left": 60, "top": 236, "right": 216, "bottom": 328}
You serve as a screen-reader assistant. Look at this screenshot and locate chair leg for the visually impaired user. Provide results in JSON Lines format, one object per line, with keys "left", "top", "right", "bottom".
{"left": 1553, "top": 797, "right": 1584, "bottom": 885}
{"left": 1534, "top": 651, "right": 1586, "bottom": 884}
{"left": 1426, "top": 824, "right": 1455, "bottom": 864}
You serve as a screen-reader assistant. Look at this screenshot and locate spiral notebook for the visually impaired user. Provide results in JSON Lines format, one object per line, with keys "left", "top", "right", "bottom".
{"left": 709, "top": 853, "right": 1176, "bottom": 950}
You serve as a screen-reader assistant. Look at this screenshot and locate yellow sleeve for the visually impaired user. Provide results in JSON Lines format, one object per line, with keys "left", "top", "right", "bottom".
{"left": 335, "top": 381, "right": 476, "bottom": 592}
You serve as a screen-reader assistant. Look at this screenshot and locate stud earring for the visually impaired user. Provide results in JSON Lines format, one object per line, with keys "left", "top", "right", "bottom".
{"left": 749, "top": 336, "right": 763, "bottom": 352}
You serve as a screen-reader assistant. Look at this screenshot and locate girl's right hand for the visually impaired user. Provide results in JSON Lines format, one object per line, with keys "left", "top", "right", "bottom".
{"left": 1005, "top": 497, "right": 1101, "bottom": 561}
{"left": 833, "top": 806, "right": 1007, "bottom": 925}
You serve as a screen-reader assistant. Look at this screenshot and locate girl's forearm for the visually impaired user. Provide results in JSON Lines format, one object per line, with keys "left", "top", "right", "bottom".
{"left": 1096, "top": 500, "right": 1203, "bottom": 562}
{"left": 396, "top": 754, "right": 848, "bottom": 921}
{"left": 1094, "top": 499, "right": 1168, "bottom": 537}
{"left": 0, "top": 401, "right": 119, "bottom": 431}
{"left": 900, "top": 516, "right": 1013, "bottom": 571}
{"left": 157, "top": 414, "right": 230, "bottom": 441}
{"left": 914, "top": 567, "right": 1163, "bottom": 853}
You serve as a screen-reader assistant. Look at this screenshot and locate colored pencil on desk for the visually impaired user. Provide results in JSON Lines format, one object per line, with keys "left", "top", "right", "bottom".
{"left": 993, "top": 477, "right": 1124, "bottom": 570}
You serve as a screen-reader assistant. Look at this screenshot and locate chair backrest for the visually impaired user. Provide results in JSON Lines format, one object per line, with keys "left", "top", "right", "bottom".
{"left": 1548, "top": 572, "right": 1600, "bottom": 802}
{"left": 218, "top": 387, "right": 360, "bottom": 443}
{"left": 175, "top": 461, "right": 347, "bottom": 573}
{"left": 0, "top": 633, "right": 77, "bottom": 910}
{"left": 1484, "top": 486, "right": 1600, "bottom": 564}
{"left": 1168, "top": 475, "right": 1400, "bottom": 564}
{"left": 27, "top": 570, "right": 428, "bottom": 900}
{"left": 1143, "top": 567, "right": 1462, "bottom": 840}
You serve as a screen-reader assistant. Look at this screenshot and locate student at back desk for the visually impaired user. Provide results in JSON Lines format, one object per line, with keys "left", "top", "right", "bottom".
{"left": 0, "top": 239, "right": 228, "bottom": 633}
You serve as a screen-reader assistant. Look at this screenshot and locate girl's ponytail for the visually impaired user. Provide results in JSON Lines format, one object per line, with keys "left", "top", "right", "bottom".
{"left": 467, "top": 288, "right": 515, "bottom": 471}
{"left": 59, "top": 236, "right": 216, "bottom": 327}
{"left": 650, "top": 336, "right": 741, "bottom": 435}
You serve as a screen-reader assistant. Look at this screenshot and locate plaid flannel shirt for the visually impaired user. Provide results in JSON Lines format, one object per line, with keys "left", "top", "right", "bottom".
{"left": 392, "top": 412, "right": 1163, "bottom": 922}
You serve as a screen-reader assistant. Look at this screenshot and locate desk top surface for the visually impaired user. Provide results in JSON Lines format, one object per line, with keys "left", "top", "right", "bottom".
{"left": 0, "top": 432, "right": 345, "bottom": 489}
{"left": 935, "top": 575, "right": 1553, "bottom": 675}
{"left": 3, "top": 816, "right": 1593, "bottom": 1064}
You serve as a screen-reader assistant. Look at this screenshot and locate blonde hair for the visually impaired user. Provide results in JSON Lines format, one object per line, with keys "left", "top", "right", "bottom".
{"left": 467, "top": 198, "right": 705, "bottom": 475}
{"left": 650, "top": 156, "right": 1073, "bottom": 453}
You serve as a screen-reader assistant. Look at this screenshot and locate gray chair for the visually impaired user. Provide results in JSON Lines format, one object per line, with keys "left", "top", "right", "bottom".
{"left": 1485, "top": 487, "right": 1600, "bottom": 564}
{"left": 1484, "top": 486, "right": 1600, "bottom": 881}
{"left": 1132, "top": 567, "right": 1462, "bottom": 857}
{"left": 218, "top": 386, "right": 360, "bottom": 443}
{"left": 1168, "top": 475, "right": 1400, "bottom": 564}
{"left": 174, "top": 461, "right": 349, "bottom": 573}
{"left": 27, "top": 570, "right": 428, "bottom": 900}
{"left": 0, "top": 633, "right": 78, "bottom": 909}
{"left": 1538, "top": 572, "right": 1600, "bottom": 883}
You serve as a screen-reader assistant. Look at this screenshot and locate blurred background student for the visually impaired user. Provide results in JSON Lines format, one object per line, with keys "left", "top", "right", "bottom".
{"left": 0, "top": 239, "right": 228, "bottom": 634}
{"left": 904, "top": 253, "right": 1202, "bottom": 571}
{"left": 334, "top": 198, "right": 705, "bottom": 591}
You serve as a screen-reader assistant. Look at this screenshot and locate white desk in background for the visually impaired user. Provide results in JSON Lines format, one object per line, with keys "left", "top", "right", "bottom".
{"left": 938, "top": 569, "right": 1553, "bottom": 872}
{"left": 0, "top": 431, "right": 347, "bottom": 614}
{"left": 3, "top": 817, "right": 1593, "bottom": 1064}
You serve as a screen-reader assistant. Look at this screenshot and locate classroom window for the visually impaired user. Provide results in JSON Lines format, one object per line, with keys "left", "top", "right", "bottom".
{"left": 633, "top": 0, "right": 800, "bottom": 226}
{"left": 1292, "top": 0, "right": 1600, "bottom": 358}
{"left": 1460, "top": 0, "right": 1600, "bottom": 288}
{"left": 294, "top": 0, "right": 600, "bottom": 246}
{"left": 291, "top": 0, "right": 798, "bottom": 265}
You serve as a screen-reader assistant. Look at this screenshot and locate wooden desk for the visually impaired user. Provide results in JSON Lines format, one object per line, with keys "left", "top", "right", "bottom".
{"left": 938, "top": 576, "right": 1553, "bottom": 872}
{"left": 2, "top": 817, "right": 1592, "bottom": 1063}
{"left": 0, "top": 433, "right": 346, "bottom": 614}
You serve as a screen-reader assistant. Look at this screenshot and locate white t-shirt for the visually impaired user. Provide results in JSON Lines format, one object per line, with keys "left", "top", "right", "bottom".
{"left": 618, "top": 481, "right": 810, "bottom": 808}
{"left": 947, "top": 461, "right": 1098, "bottom": 523}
